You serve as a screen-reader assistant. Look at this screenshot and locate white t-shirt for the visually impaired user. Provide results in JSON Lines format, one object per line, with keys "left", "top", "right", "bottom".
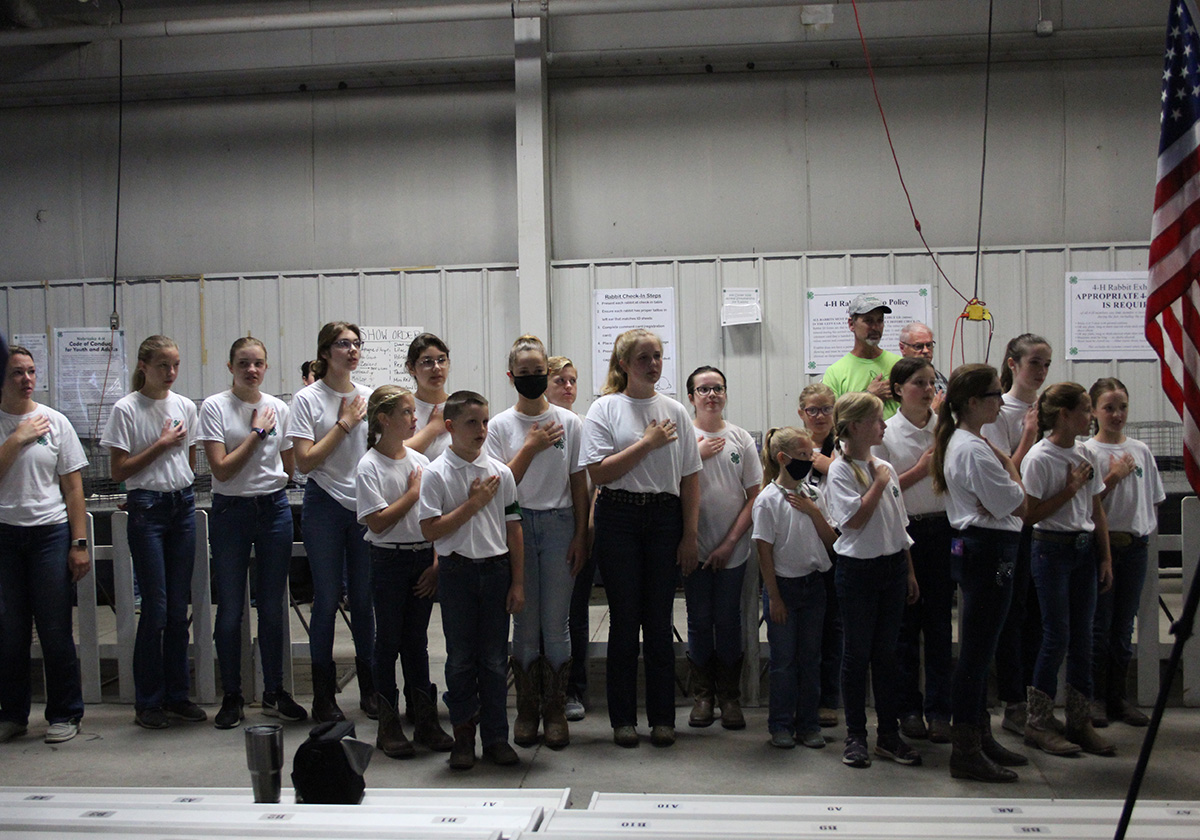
{"left": 695, "top": 422, "right": 763, "bottom": 569}
{"left": 826, "top": 455, "right": 914, "bottom": 559}
{"left": 873, "top": 408, "right": 943, "bottom": 516}
{"left": 581, "top": 392, "right": 703, "bottom": 494}
{"left": 751, "top": 482, "right": 832, "bottom": 579}
{"left": 356, "top": 446, "right": 431, "bottom": 545}
{"left": 943, "top": 429, "right": 1024, "bottom": 532}
{"left": 418, "top": 447, "right": 520, "bottom": 559}
{"left": 486, "top": 404, "right": 584, "bottom": 511}
{"left": 1082, "top": 437, "right": 1166, "bottom": 537}
{"left": 1022, "top": 438, "right": 1105, "bottom": 533}
{"left": 413, "top": 397, "right": 450, "bottom": 463}
{"left": 288, "top": 379, "right": 372, "bottom": 510}
{"left": 198, "top": 390, "right": 292, "bottom": 497}
{"left": 101, "top": 390, "right": 197, "bottom": 492}
{"left": 981, "top": 393, "right": 1034, "bottom": 456}
{"left": 0, "top": 404, "right": 88, "bottom": 527}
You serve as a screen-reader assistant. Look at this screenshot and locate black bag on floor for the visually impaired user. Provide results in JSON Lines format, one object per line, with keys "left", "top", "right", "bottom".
{"left": 291, "top": 720, "right": 374, "bottom": 804}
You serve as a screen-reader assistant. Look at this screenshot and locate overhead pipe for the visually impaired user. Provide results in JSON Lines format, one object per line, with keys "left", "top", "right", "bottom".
{"left": 0, "top": 0, "right": 876, "bottom": 48}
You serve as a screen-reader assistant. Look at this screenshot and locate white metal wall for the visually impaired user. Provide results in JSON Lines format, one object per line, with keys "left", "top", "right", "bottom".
{"left": 2, "top": 242, "right": 1161, "bottom": 441}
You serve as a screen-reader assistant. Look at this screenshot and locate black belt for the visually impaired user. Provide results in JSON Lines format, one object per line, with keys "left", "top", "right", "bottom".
{"left": 1109, "top": 531, "right": 1138, "bottom": 549}
{"left": 1033, "top": 530, "right": 1092, "bottom": 549}
{"left": 908, "top": 511, "right": 947, "bottom": 523}
{"left": 445, "top": 551, "right": 510, "bottom": 564}
{"left": 599, "top": 487, "right": 678, "bottom": 506}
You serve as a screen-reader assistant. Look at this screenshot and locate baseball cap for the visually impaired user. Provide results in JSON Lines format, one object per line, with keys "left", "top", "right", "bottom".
{"left": 847, "top": 294, "right": 892, "bottom": 316}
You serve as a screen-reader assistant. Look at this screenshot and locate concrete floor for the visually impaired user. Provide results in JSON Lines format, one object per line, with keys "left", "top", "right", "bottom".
{"left": 5, "top": 595, "right": 1200, "bottom": 807}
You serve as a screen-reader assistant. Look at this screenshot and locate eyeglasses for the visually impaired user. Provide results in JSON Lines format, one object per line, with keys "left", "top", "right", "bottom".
{"left": 332, "top": 339, "right": 364, "bottom": 350}
{"left": 803, "top": 405, "right": 835, "bottom": 418}
{"left": 980, "top": 390, "right": 1004, "bottom": 399}
{"left": 693, "top": 385, "right": 726, "bottom": 396}
{"left": 901, "top": 341, "right": 936, "bottom": 352}
{"left": 417, "top": 355, "right": 449, "bottom": 370}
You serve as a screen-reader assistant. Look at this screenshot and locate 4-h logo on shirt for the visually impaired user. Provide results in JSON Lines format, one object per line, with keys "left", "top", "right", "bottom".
{"left": 554, "top": 439, "right": 565, "bottom": 451}
{"left": 730, "top": 451, "right": 740, "bottom": 465}
{"left": 1135, "top": 465, "right": 1144, "bottom": 478}
{"left": 268, "top": 427, "right": 277, "bottom": 437}
{"left": 892, "top": 486, "right": 900, "bottom": 498}
{"left": 36, "top": 434, "right": 49, "bottom": 446}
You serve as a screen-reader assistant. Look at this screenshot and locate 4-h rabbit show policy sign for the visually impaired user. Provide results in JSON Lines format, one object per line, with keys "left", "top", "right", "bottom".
{"left": 1064, "top": 272, "right": 1156, "bottom": 361}
{"left": 805, "top": 285, "right": 932, "bottom": 375}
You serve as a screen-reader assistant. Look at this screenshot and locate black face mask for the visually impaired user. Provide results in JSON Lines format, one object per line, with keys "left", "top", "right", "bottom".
{"left": 513, "top": 373, "right": 548, "bottom": 400}
{"left": 785, "top": 457, "right": 812, "bottom": 481}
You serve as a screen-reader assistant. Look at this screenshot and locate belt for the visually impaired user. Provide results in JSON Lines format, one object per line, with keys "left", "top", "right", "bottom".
{"left": 908, "top": 511, "right": 947, "bottom": 523}
{"left": 1109, "top": 531, "right": 1138, "bottom": 549}
{"left": 376, "top": 541, "right": 432, "bottom": 552}
{"left": 599, "top": 487, "right": 678, "bottom": 506}
{"left": 1033, "top": 530, "right": 1092, "bottom": 549}
{"left": 445, "top": 551, "right": 510, "bottom": 564}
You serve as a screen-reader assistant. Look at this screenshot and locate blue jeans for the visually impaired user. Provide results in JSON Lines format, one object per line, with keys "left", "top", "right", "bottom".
{"left": 210, "top": 490, "right": 292, "bottom": 696}
{"left": 684, "top": 561, "right": 746, "bottom": 668}
{"left": 951, "top": 527, "right": 1017, "bottom": 725}
{"left": 896, "top": 516, "right": 954, "bottom": 722}
{"left": 593, "top": 493, "right": 683, "bottom": 729}
{"left": 0, "top": 522, "right": 84, "bottom": 726}
{"left": 994, "top": 525, "right": 1042, "bottom": 703}
{"left": 1092, "top": 535, "right": 1149, "bottom": 706}
{"left": 836, "top": 552, "right": 908, "bottom": 738}
{"left": 437, "top": 553, "right": 512, "bottom": 746}
{"left": 512, "top": 508, "right": 576, "bottom": 669}
{"left": 301, "top": 481, "right": 373, "bottom": 668}
{"left": 371, "top": 544, "right": 436, "bottom": 705}
{"left": 1031, "top": 534, "right": 1098, "bottom": 698}
{"left": 764, "top": 571, "right": 826, "bottom": 736}
{"left": 819, "top": 559, "right": 842, "bottom": 710}
{"left": 126, "top": 488, "right": 196, "bottom": 711}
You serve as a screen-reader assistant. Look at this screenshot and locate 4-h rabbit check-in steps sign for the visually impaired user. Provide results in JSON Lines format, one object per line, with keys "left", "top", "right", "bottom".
{"left": 1064, "top": 272, "right": 1157, "bottom": 361}
{"left": 804, "top": 285, "right": 932, "bottom": 375}
{"left": 592, "top": 287, "right": 678, "bottom": 396}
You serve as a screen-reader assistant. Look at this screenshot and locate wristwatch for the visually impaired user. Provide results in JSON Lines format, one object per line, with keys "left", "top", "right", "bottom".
{"left": 252, "top": 427, "right": 267, "bottom": 440}
{"left": 71, "top": 538, "right": 88, "bottom": 550}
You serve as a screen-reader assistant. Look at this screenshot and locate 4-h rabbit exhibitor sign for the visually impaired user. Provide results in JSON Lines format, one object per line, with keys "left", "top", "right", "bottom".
{"left": 1064, "top": 272, "right": 1156, "bottom": 361}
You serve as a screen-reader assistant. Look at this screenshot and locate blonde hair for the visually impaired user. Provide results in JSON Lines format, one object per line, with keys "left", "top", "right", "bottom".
{"left": 603, "top": 329, "right": 660, "bottom": 395}
{"left": 799, "top": 382, "right": 835, "bottom": 408}
{"left": 228, "top": 335, "right": 267, "bottom": 365}
{"left": 833, "top": 391, "right": 883, "bottom": 487}
{"left": 366, "top": 385, "right": 413, "bottom": 450}
{"left": 131, "top": 335, "right": 178, "bottom": 392}
{"left": 761, "top": 426, "right": 812, "bottom": 487}
{"left": 548, "top": 355, "right": 575, "bottom": 377}
{"left": 508, "top": 334, "right": 548, "bottom": 372}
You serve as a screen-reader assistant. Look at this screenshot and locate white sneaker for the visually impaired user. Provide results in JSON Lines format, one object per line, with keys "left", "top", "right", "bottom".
{"left": 45, "top": 720, "right": 80, "bottom": 744}
{"left": 564, "top": 695, "right": 585, "bottom": 722}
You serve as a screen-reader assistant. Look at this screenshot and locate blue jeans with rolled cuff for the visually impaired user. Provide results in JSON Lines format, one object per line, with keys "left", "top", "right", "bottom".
{"left": 1092, "top": 534, "right": 1149, "bottom": 705}
{"left": 301, "top": 481, "right": 373, "bottom": 669}
{"left": 836, "top": 552, "right": 908, "bottom": 738}
{"left": 512, "top": 507, "right": 576, "bottom": 669}
{"left": 1031, "top": 533, "right": 1098, "bottom": 698}
{"left": 126, "top": 487, "right": 197, "bottom": 711}
{"left": 0, "top": 522, "right": 84, "bottom": 726}
{"left": 950, "top": 527, "right": 1017, "bottom": 726}
{"left": 371, "top": 543, "right": 436, "bottom": 706}
{"left": 896, "top": 515, "right": 954, "bottom": 723}
{"left": 684, "top": 560, "right": 747, "bottom": 669}
{"left": 764, "top": 571, "right": 826, "bottom": 736}
{"left": 437, "top": 552, "right": 512, "bottom": 746}
{"left": 210, "top": 490, "right": 293, "bottom": 697}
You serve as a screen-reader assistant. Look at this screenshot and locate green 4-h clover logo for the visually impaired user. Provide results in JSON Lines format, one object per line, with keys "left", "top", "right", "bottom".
{"left": 1135, "top": 465, "right": 1144, "bottom": 478}
{"left": 892, "top": 486, "right": 900, "bottom": 498}
{"left": 1069, "top": 276, "right": 1079, "bottom": 284}
{"left": 36, "top": 435, "right": 49, "bottom": 446}
{"left": 268, "top": 427, "right": 277, "bottom": 437}
{"left": 808, "top": 361, "right": 817, "bottom": 370}
{"left": 730, "top": 451, "right": 740, "bottom": 465}
{"left": 1069, "top": 347, "right": 1079, "bottom": 356}
{"left": 554, "top": 439, "right": 565, "bottom": 451}
{"left": 807, "top": 291, "right": 815, "bottom": 300}
{"left": 919, "top": 288, "right": 928, "bottom": 297}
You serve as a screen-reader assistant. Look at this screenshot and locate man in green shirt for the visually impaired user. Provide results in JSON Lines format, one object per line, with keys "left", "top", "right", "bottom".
{"left": 822, "top": 294, "right": 901, "bottom": 418}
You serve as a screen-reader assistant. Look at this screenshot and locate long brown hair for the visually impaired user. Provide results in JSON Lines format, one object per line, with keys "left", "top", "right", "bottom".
{"left": 311, "top": 321, "right": 360, "bottom": 381}
{"left": 1088, "top": 377, "right": 1128, "bottom": 435}
{"left": 833, "top": 391, "right": 882, "bottom": 487}
{"left": 931, "top": 364, "right": 997, "bottom": 495}
{"left": 999, "top": 333, "right": 1050, "bottom": 392}
{"left": 131, "top": 335, "right": 178, "bottom": 392}
{"left": 1036, "top": 382, "right": 1087, "bottom": 439}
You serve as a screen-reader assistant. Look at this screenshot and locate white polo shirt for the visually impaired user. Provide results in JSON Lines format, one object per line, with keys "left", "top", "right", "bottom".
{"left": 486, "top": 404, "right": 583, "bottom": 511}
{"left": 288, "top": 379, "right": 372, "bottom": 510}
{"left": 1082, "top": 437, "right": 1165, "bottom": 537}
{"left": 943, "top": 429, "right": 1024, "bottom": 532}
{"left": 581, "top": 392, "right": 702, "bottom": 494}
{"left": 1022, "top": 438, "right": 1105, "bottom": 533}
{"left": 0, "top": 404, "right": 88, "bottom": 527}
{"left": 198, "top": 389, "right": 292, "bottom": 497}
{"left": 873, "top": 408, "right": 943, "bottom": 516}
{"left": 826, "top": 455, "right": 913, "bottom": 559}
{"left": 418, "top": 447, "right": 520, "bottom": 559}
{"left": 696, "top": 422, "right": 763, "bottom": 569}
{"left": 101, "top": 390, "right": 197, "bottom": 492}
{"left": 751, "top": 482, "right": 832, "bottom": 579}
{"left": 356, "top": 446, "right": 431, "bottom": 546}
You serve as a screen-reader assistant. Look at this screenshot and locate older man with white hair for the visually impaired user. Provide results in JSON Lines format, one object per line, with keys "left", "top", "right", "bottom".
{"left": 898, "top": 322, "right": 947, "bottom": 408}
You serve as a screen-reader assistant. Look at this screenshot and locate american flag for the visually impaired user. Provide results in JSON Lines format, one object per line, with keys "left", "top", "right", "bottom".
{"left": 1149, "top": 0, "right": 1200, "bottom": 495}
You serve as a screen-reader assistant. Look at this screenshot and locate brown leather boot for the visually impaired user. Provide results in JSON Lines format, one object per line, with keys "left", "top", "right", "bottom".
{"left": 541, "top": 658, "right": 571, "bottom": 749}
{"left": 510, "top": 657, "right": 541, "bottom": 747}
{"left": 687, "top": 657, "right": 714, "bottom": 728}
{"left": 310, "top": 662, "right": 346, "bottom": 723}
{"left": 449, "top": 717, "right": 477, "bottom": 770}
{"left": 375, "top": 693, "right": 414, "bottom": 759}
{"left": 949, "top": 723, "right": 1017, "bottom": 783}
{"left": 356, "top": 657, "right": 378, "bottom": 720}
{"left": 1023, "top": 686, "right": 1081, "bottom": 756}
{"left": 980, "top": 715, "right": 1028, "bottom": 767}
{"left": 410, "top": 684, "right": 454, "bottom": 752}
{"left": 1065, "top": 684, "right": 1115, "bottom": 756}
{"left": 715, "top": 656, "right": 746, "bottom": 730}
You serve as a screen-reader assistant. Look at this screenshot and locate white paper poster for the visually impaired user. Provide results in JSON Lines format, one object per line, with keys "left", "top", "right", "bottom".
{"left": 592, "top": 287, "right": 678, "bottom": 395}
{"left": 721, "top": 288, "right": 762, "bottom": 327}
{"left": 356, "top": 326, "right": 425, "bottom": 392}
{"left": 1064, "top": 272, "right": 1156, "bottom": 361}
{"left": 13, "top": 332, "right": 49, "bottom": 392}
{"left": 804, "top": 285, "right": 932, "bottom": 375}
{"left": 53, "top": 328, "right": 128, "bottom": 438}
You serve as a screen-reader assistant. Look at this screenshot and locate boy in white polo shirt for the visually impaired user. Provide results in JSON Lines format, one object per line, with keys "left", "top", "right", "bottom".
{"left": 419, "top": 391, "right": 525, "bottom": 770}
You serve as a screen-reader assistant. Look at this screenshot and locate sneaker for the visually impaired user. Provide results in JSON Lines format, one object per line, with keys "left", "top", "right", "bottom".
{"left": 214, "top": 694, "right": 244, "bottom": 730}
{"left": 818, "top": 707, "right": 840, "bottom": 728}
{"left": 135, "top": 708, "right": 169, "bottom": 730}
{"left": 613, "top": 725, "right": 639, "bottom": 748}
{"left": 900, "top": 713, "right": 928, "bottom": 740}
{"left": 564, "top": 694, "right": 586, "bottom": 722}
{"left": 481, "top": 741, "right": 519, "bottom": 766}
{"left": 650, "top": 725, "right": 676, "bottom": 747}
{"left": 263, "top": 691, "right": 308, "bottom": 722}
{"left": 875, "top": 732, "right": 922, "bottom": 766}
{"left": 0, "top": 720, "right": 29, "bottom": 742}
{"left": 800, "top": 730, "right": 827, "bottom": 749}
{"left": 842, "top": 734, "right": 871, "bottom": 768}
{"left": 1001, "top": 702, "right": 1027, "bottom": 735}
{"left": 45, "top": 719, "right": 80, "bottom": 744}
{"left": 770, "top": 730, "right": 796, "bottom": 749}
{"left": 164, "top": 700, "right": 208, "bottom": 723}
